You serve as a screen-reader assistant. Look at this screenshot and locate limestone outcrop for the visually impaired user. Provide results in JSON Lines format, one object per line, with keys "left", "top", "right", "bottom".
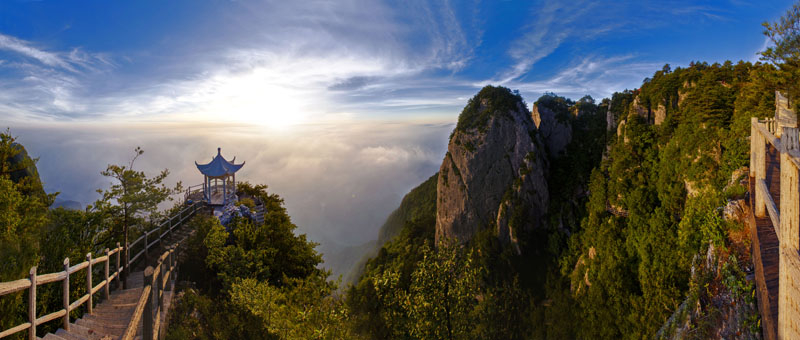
{"left": 654, "top": 102, "right": 666, "bottom": 125}
{"left": 631, "top": 95, "right": 668, "bottom": 125}
{"left": 632, "top": 96, "right": 649, "bottom": 121}
{"left": 436, "top": 86, "right": 549, "bottom": 250}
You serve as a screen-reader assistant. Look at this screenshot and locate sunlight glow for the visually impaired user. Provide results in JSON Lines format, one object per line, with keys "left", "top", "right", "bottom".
{"left": 203, "top": 68, "right": 310, "bottom": 130}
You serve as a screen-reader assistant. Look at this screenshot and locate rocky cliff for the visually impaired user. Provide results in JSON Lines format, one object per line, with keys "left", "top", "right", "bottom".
{"left": 436, "top": 86, "right": 549, "bottom": 250}
{"left": 532, "top": 103, "right": 572, "bottom": 157}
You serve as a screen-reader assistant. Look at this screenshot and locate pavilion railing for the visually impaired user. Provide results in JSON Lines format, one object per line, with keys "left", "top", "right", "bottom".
{"left": 184, "top": 182, "right": 237, "bottom": 204}
{"left": 0, "top": 201, "right": 202, "bottom": 339}
{"left": 184, "top": 183, "right": 204, "bottom": 202}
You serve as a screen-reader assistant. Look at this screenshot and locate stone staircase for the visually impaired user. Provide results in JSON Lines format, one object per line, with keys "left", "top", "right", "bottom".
{"left": 254, "top": 203, "right": 265, "bottom": 224}
{"left": 38, "top": 227, "right": 192, "bottom": 340}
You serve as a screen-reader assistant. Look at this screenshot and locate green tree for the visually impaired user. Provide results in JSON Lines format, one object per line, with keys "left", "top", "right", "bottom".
{"left": 0, "top": 132, "right": 52, "bottom": 333}
{"left": 167, "top": 184, "right": 336, "bottom": 339}
{"left": 229, "top": 275, "right": 354, "bottom": 340}
{"left": 95, "top": 147, "right": 179, "bottom": 288}
{"left": 761, "top": 1, "right": 800, "bottom": 98}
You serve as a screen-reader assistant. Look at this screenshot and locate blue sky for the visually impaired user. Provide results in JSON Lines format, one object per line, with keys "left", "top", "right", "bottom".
{"left": 2, "top": 1, "right": 798, "bottom": 274}
{"left": 0, "top": 0, "right": 794, "bottom": 126}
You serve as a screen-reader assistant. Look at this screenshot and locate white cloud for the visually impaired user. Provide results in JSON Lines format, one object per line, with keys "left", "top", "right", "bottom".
{"left": 508, "top": 55, "right": 662, "bottom": 100}
{"left": 0, "top": 0, "right": 478, "bottom": 125}
{"left": 0, "top": 33, "right": 74, "bottom": 70}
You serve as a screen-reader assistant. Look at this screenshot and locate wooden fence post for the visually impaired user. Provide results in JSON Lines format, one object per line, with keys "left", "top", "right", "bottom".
{"left": 63, "top": 258, "right": 70, "bottom": 331}
{"left": 158, "top": 264, "right": 164, "bottom": 309}
{"left": 124, "top": 242, "right": 129, "bottom": 290}
{"left": 165, "top": 247, "right": 173, "bottom": 292}
{"left": 752, "top": 117, "right": 758, "bottom": 178}
{"left": 104, "top": 248, "right": 110, "bottom": 300}
{"left": 143, "top": 267, "right": 154, "bottom": 340}
{"left": 755, "top": 119, "right": 767, "bottom": 217}
{"left": 779, "top": 127, "right": 800, "bottom": 340}
{"left": 116, "top": 242, "right": 121, "bottom": 289}
{"left": 86, "top": 253, "right": 92, "bottom": 315}
{"left": 28, "top": 266, "right": 36, "bottom": 340}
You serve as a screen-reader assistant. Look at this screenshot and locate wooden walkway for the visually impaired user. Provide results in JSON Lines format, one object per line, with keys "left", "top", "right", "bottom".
{"left": 749, "top": 143, "right": 781, "bottom": 340}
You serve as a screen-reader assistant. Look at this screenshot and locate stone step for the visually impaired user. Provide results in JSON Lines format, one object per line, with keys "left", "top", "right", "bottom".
{"left": 83, "top": 311, "right": 134, "bottom": 325}
{"left": 107, "top": 292, "right": 143, "bottom": 304}
{"left": 54, "top": 329, "right": 90, "bottom": 340}
{"left": 60, "top": 323, "right": 108, "bottom": 340}
{"left": 40, "top": 333, "right": 68, "bottom": 340}
{"left": 95, "top": 301, "right": 138, "bottom": 311}
{"left": 75, "top": 318, "right": 126, "bottom": 337}
{"left": 111, "top": 287, "right": 143, "bottom": 296}
{"left": 92, "top": 306, "right": 135, "bottom": 318}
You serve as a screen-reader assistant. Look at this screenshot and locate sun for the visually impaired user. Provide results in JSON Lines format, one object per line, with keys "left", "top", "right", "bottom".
{"left": 205, "top": 68, "right": 310, "bottom": 130}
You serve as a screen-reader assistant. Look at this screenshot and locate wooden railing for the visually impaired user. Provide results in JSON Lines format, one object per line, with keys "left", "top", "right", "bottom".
{"left": 128, "top": 202, "right": 202, "bottom": 267}
{"left": 121, "top": 231, "right": 190, "bottom": 340}
{"left": 183, "top": 183, "right": 204, "bottom": 202}
{"left": 0, "top": 201, "right": 202, "bottom": 340}
{"left": 750, "top": 112, "right": 800, "bottom": 339}
{"left": 751, "top": 117, "right": 782, "bottom": 237}
{"left": 0, "top": 246, "right": 122, "bottom": 340}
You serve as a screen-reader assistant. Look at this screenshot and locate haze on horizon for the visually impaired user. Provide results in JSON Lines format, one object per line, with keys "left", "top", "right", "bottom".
{"left": 0, "top": 0, "right": 792, "bottom": 275}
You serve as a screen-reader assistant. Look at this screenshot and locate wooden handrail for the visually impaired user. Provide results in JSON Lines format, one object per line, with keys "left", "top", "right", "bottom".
{"left": 756, "top": 119, "right": 783, "bottom": 151}
{"left": 122, "top": 236, "right": 188, "bottom": 340}
{"left": 0, "top": 200, "right": 202, "bottom": 339}
{"left": 756, "top": 178, "right": 781, "bottom": 238}
{"left": 751, "top": 110, "right": 800, "bottom": 339}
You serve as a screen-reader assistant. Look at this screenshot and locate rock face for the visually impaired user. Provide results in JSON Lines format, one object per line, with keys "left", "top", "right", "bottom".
{"left": 632, "top": 96, "right": 649, "bottom": 121}
{"left": 632, "top": 95, "right": 667, "bottom": 125}
{"left": 436, "top": 86, "right": 549, "bottom": 250}
{"left": 532, "top": 103, "right": 572, "bottom": 157}
{"left": 654, "top": 102, "right": 666, "bottom": 125}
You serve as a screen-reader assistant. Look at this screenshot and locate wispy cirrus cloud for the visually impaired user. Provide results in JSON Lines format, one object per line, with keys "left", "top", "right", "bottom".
{"left": 507, "top": 55, "right": 662, "bottom": 100}
{"left": 494, "top": 0, "right": 736, "bottom": 88}
{"left": 1, "top": 0, "right": 477, "bottom": 124}
{"left": 0, "top": 33, "right": 112, "bottom": 72}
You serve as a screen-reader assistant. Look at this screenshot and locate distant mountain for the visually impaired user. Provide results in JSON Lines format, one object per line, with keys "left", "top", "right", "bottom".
{"left": 377, "top": 173, "right": 438, "bottom": 245}
{"left": 336, "top": 173, "right": 438, "bottom": 285}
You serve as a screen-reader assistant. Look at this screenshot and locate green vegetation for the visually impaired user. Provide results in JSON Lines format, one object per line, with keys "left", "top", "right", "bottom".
{"left": 0, "top": 135, "right": 181, "bottom": 338}
{"left": 454, "top": 85, "right": 525, "bottom": 135}
{"left": 553, "top": 61, "right": 772, "bottom": 339}
{"left": 94, "top": 146, "right": 181, "bottom": 288}
{"left": 347, "top": 89, "right": 609, "bottom": 339}
{"left": 165, "top": 183, "right": 354, "bottom": 339}
{"left": 0, "top": 133, "right": 52, "bottom": 335}
{"left": 10, "top": 5, "right": 800, "bottom": 338}
{"left": 376, "top": 174, "right": 438, "bottom": 244}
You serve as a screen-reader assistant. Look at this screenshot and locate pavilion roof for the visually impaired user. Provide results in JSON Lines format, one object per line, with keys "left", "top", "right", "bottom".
{"left": 195, "top": 148, "right": 244, "bottom": 178}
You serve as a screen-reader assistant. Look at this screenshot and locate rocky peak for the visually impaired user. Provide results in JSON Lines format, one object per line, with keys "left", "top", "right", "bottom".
{"left": 436, "top": 86, "right": 549, "bottom": 250}
{"left": 532, "top": 95, "right": 573, "bottom": 158}
{"left": 532, "top": 103, "right": 572, "bottom": 157}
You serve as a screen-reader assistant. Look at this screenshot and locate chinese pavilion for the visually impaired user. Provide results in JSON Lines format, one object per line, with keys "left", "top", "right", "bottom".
{"left": 195, "top": 148, "right": 244, "bottom": 205}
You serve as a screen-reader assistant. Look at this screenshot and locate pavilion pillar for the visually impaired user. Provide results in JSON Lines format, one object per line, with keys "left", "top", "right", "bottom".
{"left": 223, "top": 176, "right": 227, "bottom": 205}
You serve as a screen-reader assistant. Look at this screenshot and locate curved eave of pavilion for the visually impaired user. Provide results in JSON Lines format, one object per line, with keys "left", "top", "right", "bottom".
{"left": 195, "top": 148, "right": 245, "bottom": 178}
